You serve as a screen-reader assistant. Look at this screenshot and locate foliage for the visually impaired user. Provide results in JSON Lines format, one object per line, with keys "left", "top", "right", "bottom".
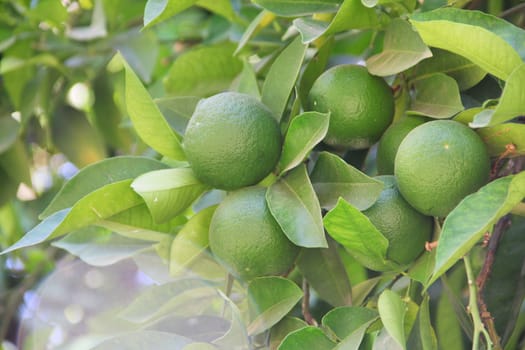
{"left": 0, "top": 0, "right": 524, "bottom": 349}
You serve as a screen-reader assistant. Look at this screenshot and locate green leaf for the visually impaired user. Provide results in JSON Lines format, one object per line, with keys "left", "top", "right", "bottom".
{"left": 296, "top": 239, "right": 352, "bottom": 307}
{"left": 407, "top": 250, "right": 435, "bottom": 285}
{"left": 322, "top": 306, "right": 378, "bottom": 340}
{"left": 144, "top": 0, "right": 238, "bottom": 28}
{"left": 323, "top": 198, "right": 399, "bottom": 271}
{"left": 408, "top": 73, "right": 464, "bottom": 118}
{"left": 170, "top": 205, "right": 216, "bottom": 274}
{"left": 252, "top": 0, "right": 341, "bottom": 17}
{"left": 293, "top": 0, "right": 379, "bottom": 43}
{"left": 0, "top": 209, "right": 70, "bottom": 255}
{"left": 471, "top": 64, "right": 525, "bottom": 127}
{"left": 117, "top": 53, "right": 185, "bottom": 160}
{"left": 262, "top": 36, "right": 307, "bottom": 120}
{"left": 407, "top": 296, "right": 438, "bottom": 350}
{"left": 477, "top": 123, "right": 525, "bottom": 157}
{"left": 267, "top": 165, "right": 327, "bottom": 248}
{"left": 352, "top": 277, "right": 382, "bottom": 307}
{"left": 366, "top": 19, "right": 432, "bottom": 77}
{"left": 408, "top": 48, "right": 486, "bottom": 91}
{"left": 234, "top": 10, "right": 276, "bottom": 56}
{"left": 235, "top": 61, "right": 261, "bottom": 99}
{"left": 298, "top": 38, "right": 334, "bottom": 105}
{"left": 156, "top": 96, "right": 201, "bottom": 135}
{"left": 410, "top": 9, "right": 523, "bottom": 81}
{"left": 40, "top": 156, "right": 168, "bottom": 219}
{"left": 116, "top": 29, "right": 159, "bottom": 84}
{"left": 378, "top": 290, "right": 407, "bottom": 350}
{"left": 247, "top": 276, "right": 303, "bottom": 336}
{"left": 428, "top": 172, "right": 525, "bottom": 287}
{"left": 52, "top": 180, "right": 145, "bottom": 238}
{"left": 278, "top": 111, "right": 329, "bottom": 174}
{"left": 131, "top": 168, "right": 209, "bottom": 223}
{"left": 91, "top": 330, "right": 192, "bottom": 350}
{"left": 52, "top": 226, "right": 155, "bottom": 266}
{"left": 270, "top": 317, "right": 308, "bottom": 350}
{"left": 164, "top": 42, "right": 243, "bottom": 98}
{"left": 279, "top": 327, "right": 336, "bottom": 350}
{"left": 310, "top": 152, "right": 383, "bottom": 211}
{"left": 334, "top": 320, "right": 377, "bottom": 349}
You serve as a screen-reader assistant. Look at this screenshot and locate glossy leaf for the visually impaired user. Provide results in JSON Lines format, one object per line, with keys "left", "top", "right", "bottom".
{"left": 247, "top": 276, "right": 303, "bottom": 335}
{"left": 324, "top": 198, "right": 399, "bottom": 271}
{"left": 105, "top": 204, "right": 186, "bottom": 235}
{"left": 334, "top": 320, "right": 377, "bottom": 349}
{"left": 52, "top": 226, "right": 155, "bottom": 266}
{"left": 278, "top": 111, "right": 330, "bottom": 174}
{"left": 51, "top": 180, "right": 145, "bottom": 237}
{"left": 378, "top": 290, "right": 407, "bottom": 350}
{"left": 261, "top": 36, "right": 307, "bottom": 120}
{"left": 118, "top": 53, "right": 185, "bottom": 160}
{"left": 471, "top": 64, "right": 525, "bottom": 127}
{"left": 40, "top": 156, "right": 168, "bottom": 219}
{"left": 428, "top": 172, "right": 525, "bottom": 287}
{"left": 170, "top": 205, "right": 216, "bottom": 274}
{"left": 164, "top": 42, "right": 243, "bottom": 97}
{"left": 366, "top": 19, "right": 432, "bottom": 76}
{"left": 413, "top": 7, "right": 525, "bottom": 59}
{"left": 0, "top": 209, "right": 70, "bottom": 255}
{"left": 298, "top": 37, "right": 334, "bottom": 105}
{"left": 408, "top": 48, "right": 486, "bottom": 91}
{"left": 156, "top": 96, "right": 201, "bottom": 136}
{"left": 408, "top": 73, "right": 464, "bottom": 118}
{"left": 91, "top": 330, "right": 192, "bottom": 350}
{"left": 293, "top": 0, "right": 378, "bottom": 43}
{"left": 267, "top": 165, "right": 327, "bottom": 248}
{"left": 278, "top": 327, "right": 336, "bottom": 350}
{"left": 252, "top": 0, "right": 341, "bottom": 17}
{"left": 310, "top": 152, "right": 383, "bottom": 211}
{"left": 296, "top": 239, "right": 352, "bottom": 307}
{"left": 131, "top": 168, "right": 209, "bottom": 223}
{"left": 270, "top": 317, "right": 308, "bottom": 350}
{"left": 410, "top": 9, "right": 522, "bottom": 80}
{"left": 322, "top": 306, "right": 378, "bottom": 340}
{"left": 477, "top": 123, "right": 525, "bottom": 157}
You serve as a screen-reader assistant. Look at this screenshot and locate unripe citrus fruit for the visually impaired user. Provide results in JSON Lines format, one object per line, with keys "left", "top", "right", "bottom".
{"left": 209, "top": 186, "right": 300, "bottom": 281}
{"left": 363, "top": 175, "right": 433, "bottom": 265}
{"left": 395, "top": 120, "right": 490, "bottom": 217}
{"left": 184, "top": 92, "right": 282, "bottom": 190}
{"left": 376, "top": 116, "right": 428, "bottom": 175}
{"left": 307, "top": 64, "right": 394, "bottom": 150}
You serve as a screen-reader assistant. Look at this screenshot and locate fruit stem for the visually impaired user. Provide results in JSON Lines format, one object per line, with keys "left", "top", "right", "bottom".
{"left": 464, "top": 255, "right": 493, "bottom": 350}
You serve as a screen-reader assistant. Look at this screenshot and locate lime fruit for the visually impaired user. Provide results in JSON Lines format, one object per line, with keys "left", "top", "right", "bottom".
{"left": 209, "top": 186, "right": 300, "bottom": 281}
{"left": 395, "top": 120, "right": 490, "bottom": 217}
{"left": 363, "top": 175, "right": 433, "bottom": 265}
{"left": 376, "top": 115, "right": 428, "bottom": 175}
{"left": 307, "top": 64, "right": 394, "bottom": 150}
{"left": 184, "top": 92, "right": 282, "bottom": 190}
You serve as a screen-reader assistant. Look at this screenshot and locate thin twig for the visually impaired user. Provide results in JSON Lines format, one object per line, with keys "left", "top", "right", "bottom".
{"left": 302, "top": 279, "right": 317, "bottom": 326}
{"left": 499, "top": 3, "right": 525, "bottom": 18}
{"left": 464, "top": 255, "right": 493, "bottom": 350}
{"left": 475, "top": 216, "right": 511, "bottom": 350}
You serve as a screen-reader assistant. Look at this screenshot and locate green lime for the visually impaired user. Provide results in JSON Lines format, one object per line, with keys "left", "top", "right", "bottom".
{"left": 395, "top": 120, "right": 490, "bottom": 217}
{"left": 209, "top": 186, "right": 300, "bottom": 281}
{"left": 376, "top": 115, "right": 428, "bottom": 175}
{"left": 363, "top": 175, "right": 433, "bottom": 265}
{"left": 184, "top": 92, "right": 282, "bottom": 190}
{"left": 307, "top": 64, "right": 394, "bottom": 150}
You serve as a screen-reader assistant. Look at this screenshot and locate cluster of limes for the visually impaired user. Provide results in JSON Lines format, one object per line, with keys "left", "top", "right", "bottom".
{"left": 183, "top": 63, "right": 491, "bottom": 280}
